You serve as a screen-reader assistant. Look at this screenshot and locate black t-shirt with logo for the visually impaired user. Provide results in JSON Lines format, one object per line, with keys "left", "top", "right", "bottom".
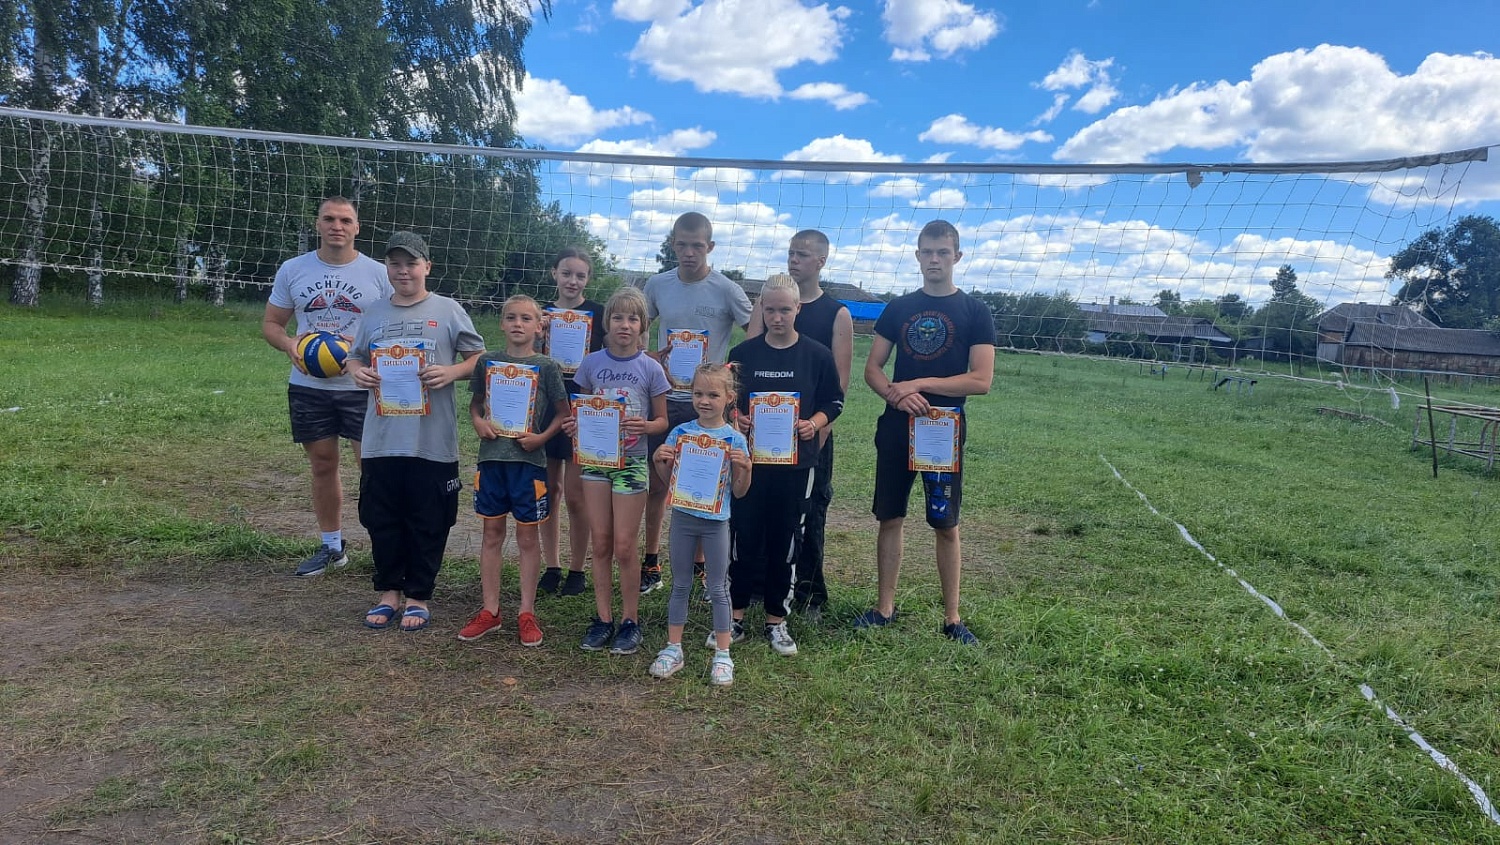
{"left": 873, "top": 288, "right": 995, "bottom": 412}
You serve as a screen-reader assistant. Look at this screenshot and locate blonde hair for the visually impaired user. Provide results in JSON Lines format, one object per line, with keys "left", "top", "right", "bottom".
{"left": 604, "top": 286, "right": 649, "bottom": 326}
{"left": 501, "top": 294, "right": 543, "bottom": 320}
{"left": 760, "top": 272, "right": 798, "bottom": 299}
{"left": 693, "top": 361, "right": 739, "bottom": 402}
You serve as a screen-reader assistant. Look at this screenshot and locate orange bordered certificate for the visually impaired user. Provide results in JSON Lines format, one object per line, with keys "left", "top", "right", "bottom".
{"left": 909, "top": 407, "right": 961, "bottom": 472}
{"left": 571, "top": 394, "right": 626, "bottom": 469}
{"left": 486, "top": 362, "right": 539, "bottom": 438}
{"left": 668, "top": 433, "right": 730, "bottom": 516}
{"left": 664, "top": 328, "right": 708, "bottom": 389}
{"left": 371, "top": 344, "right": 429, "bottom": 416}
{"left": 546, "top": 308, "right": 592, "bottom": 374}
{"left": 749, "top": 391, "right": 799, "bottom": 465}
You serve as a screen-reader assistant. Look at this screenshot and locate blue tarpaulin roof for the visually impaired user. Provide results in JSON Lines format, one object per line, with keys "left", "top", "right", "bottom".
{"left": 842, "top": 300, "right": 886, "bottom": 321}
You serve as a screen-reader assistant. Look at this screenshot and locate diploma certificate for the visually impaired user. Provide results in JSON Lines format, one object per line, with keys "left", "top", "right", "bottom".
{"left": 486, "top": 362, "right": 539, "bottom": 438}
{"left": 372, "top": 345, "right": 429, "bottom": 416}
{"left": 664, "top": 328, "right": 708, "bottom": 389}
{"left": 668, "top": 433, "right": 730, "bottom": 516}
{"left": 909, "top": 407, "right": 961, "bottom": 472}
{"left": 546, "top": 308, "right": 592, "bottom": 374}
{"left": 572, "top": 394, "right": 626, "bottom": 469}
{"left": 748, "top": 391, "right": 799, "bottom": 465}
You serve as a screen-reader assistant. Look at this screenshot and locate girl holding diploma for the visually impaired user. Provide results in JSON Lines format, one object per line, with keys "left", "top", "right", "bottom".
{"left": 725, "top": 275, "right": 843, "bottom": 657}
{"left": 539, "top": 248, "right": 607, "bottom": 598}
{"left": 564, "top": 288, "right": 671, "bottom": 655}
{"left": 650, "top": 363, "right": 752, "bottom": 685}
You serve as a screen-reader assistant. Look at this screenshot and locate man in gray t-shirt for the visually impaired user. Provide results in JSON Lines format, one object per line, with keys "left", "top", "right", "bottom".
{"left": 639, "top": 212, "right": 752, "bottom": 593}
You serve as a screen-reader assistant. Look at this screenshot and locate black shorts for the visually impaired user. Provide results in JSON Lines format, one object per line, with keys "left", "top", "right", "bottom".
{"left": 871, "top": 411, "right": 964, "bottom": 529}
{"left": 645, "top": 398, "right": 698, "bottom": 456}
{"left": 545, "top": 431, "right": 574, "bottom": 461}
{"left": 287, "top": 384, "right": 368, "bottom": 444}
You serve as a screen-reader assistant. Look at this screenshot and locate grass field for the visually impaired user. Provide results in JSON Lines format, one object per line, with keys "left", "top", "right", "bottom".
{"left": 6, "top": 298, "right": 1500, "bottom": 843}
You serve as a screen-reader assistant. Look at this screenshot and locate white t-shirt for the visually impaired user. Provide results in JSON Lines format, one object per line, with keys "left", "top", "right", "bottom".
{"left": 268, "top": 251, "right": 393, "bottom": 390}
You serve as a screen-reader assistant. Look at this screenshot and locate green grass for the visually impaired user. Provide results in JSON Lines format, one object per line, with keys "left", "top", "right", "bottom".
{"left": 6, "top": 302, "right": 1500, "bottom": 842}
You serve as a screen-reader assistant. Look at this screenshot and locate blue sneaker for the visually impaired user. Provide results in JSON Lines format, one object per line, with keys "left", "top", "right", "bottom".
{"left": 293, "top": 544, "right": 347, "bottom": 577}
{"left": 853, "top": 608, "right": 898, "bottom": 629}
{"left": 942, "top": 621, "right": 980, "bottom": 646}
{"left": 580, "top": 617, "right": 614, "bottom": 651}
{"left": 610, "top": 619, "right": 643, "bottom": 655}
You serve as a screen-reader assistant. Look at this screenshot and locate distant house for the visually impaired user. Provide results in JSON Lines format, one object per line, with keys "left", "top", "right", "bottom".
{"left": 1315, "top": 303, "right": 1436, "bottom": 363}
{"left": 1079, "top": 301, "right": 1233, "bottom": 360}
{"left": 1338, "top": 323, "right": 1500, "bottom": 376}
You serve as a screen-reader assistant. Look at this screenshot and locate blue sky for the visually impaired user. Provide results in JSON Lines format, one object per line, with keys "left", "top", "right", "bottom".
{"left": 511, "top": 0, "right": 1500, "bottom": 304}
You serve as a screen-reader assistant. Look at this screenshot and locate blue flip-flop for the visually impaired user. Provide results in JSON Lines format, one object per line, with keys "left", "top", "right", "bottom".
{"left": 363, "top": 603, "right": 399, "bottom": 630}
{"left": 400, "top": 606, "right": 432, "bottom": 632}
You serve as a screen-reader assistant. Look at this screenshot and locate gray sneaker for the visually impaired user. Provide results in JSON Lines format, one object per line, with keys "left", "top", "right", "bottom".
{"left": 705, "top": 619, "right": 746, "bottom": 648}
{"left": 766, "top": 621, "right": 798, "bottom": 656}
{"left": 293, "top": 544, "right": 347, "bottom": 577}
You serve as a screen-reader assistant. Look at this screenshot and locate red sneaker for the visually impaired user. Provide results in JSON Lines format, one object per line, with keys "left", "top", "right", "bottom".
{"left": 517, "top": 611, "right": 544, "bottom": 647}
{"left": 458, "top": 608, "right": 502, "bottom": 641}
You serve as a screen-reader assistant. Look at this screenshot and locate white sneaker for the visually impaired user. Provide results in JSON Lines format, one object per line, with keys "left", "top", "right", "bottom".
{"left": 704, "top": 619, "right": 745, "bottom": 648}
{"left": 710, "top": 650, "right": 734, "bottom": 686}
{"left": 649, "top": 644, "right": 685, "bottom": 679}
{"left": 766, "top": 621, "right": 798, "bottom": 656}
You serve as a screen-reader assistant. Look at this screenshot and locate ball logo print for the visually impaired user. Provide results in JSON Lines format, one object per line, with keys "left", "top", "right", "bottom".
{"left": 296, "top": 332, "right": 351, "bottom": 378}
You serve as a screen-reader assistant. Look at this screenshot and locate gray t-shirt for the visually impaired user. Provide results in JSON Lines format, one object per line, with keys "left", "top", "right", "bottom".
{"left": 268, "top": 250, "right": 393, "bottom": 391}
{"left": 643, "top": 268, "right": 752, "bottom": 401}
{"left": 469, "top": 352, "right": 568, "bottom": 468}
{"left": 350, "top": 293, "right": 485, "bottom": 463}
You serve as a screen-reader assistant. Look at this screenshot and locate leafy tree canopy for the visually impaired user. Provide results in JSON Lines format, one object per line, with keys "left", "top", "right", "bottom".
{"left": 1388, "top": 215, "right": 1500, "bottom": 329}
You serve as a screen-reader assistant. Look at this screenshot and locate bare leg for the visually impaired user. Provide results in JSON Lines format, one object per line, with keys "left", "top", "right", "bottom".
{"left": 541, "top": 458, "right": 564, "bottom": 570}
{"left": 304, "top": 437, "right": 342, "bottom": 533}
{"left": 615, "top": 492, "right": 649, "bottom": 620}
{"left": 479, "top": 517, "right": 507, "bottom": 616}
{"left": 564, "top": 461, "right": 590, "bottom": 572}
{"left": 516, "top": 522, "right": 542, "bottom": 615}
{"left": 875, "top": 517, "right": 904, "bottom": 618}
{"left": 934, "top": 526, "right": 962, "bottom": 624}
{"left": 583, "top": 480, "right": 616, "bottom": 621}
{"left": 644, "top": 469, "right": 668, "bottom": 556}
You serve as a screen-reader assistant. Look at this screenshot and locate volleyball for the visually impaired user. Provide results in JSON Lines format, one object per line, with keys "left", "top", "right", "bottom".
{"left": 296, "top": 332, "right": 350, "bottom": 378}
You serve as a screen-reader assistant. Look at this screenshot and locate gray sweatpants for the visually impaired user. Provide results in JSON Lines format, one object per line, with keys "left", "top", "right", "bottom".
{"left": 667, "top": 510, "right": 732, "bottom": 634}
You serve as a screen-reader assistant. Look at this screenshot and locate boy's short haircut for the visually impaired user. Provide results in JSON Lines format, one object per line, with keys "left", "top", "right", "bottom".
{"left": 918, "top": 219, "right": 961, "bottom": 252}
{"left": 502, "top": 293, "right": 543, "bottom": 318}
{"left": 672, "top": 211, "right": 713, "bottom": 242}
{"left": 791, "top": 229, "right": 830, "bottom": 253}
{"left": 604, "top": 286, "right": 649, "bottom": 325}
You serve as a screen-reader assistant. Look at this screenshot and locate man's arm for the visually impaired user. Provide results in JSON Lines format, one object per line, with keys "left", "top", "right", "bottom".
{"left": 904, "top": 343, "right": 995, "bottom": 400}
{"left": 831, "top": 307, "right": 853, "bottom": 394}
{"left": 744, "top": 297, "right": 765, "bottom": 339}
{"left": 261, "top": 303, "right": 304, "bottom": 371}
{"left": 863, "top": 334, "right": 896, "bottom": 402}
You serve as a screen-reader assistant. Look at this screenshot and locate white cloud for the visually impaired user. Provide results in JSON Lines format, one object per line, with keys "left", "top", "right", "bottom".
{"left": 913, "top": 187, "right": 967, "bottom": 208}
{"left": 1033, "top": 93, "right": 1069, "bottom": 125}
{"left": 788, "top": 82, "right": 871, "bottom": 110}
{"left": 686, "top": 167, "right": 759, "bottom": 193}
{"left": 565, "top": 128, "right": 717, "bottom": 184}
{"left": 882, "top": 0, "right": 1000, "bottom": 63}
{"left": 1055, "top": 46, "right": 1500, "bottom": 202}
{"left": 1038, "top": 52, "right": 1119, "bottom": 116}
{"left": 919, "top": 114, "right": 1052, "bottom": 150}
{"left": 870, "top": 177, "right": 925, "bottom": 199}
{"left": 622, "top": 0, "right": 850, "bottom": 98}
{"left": 781, "top": 135, "right": 904, "bottom": 184}
{"left": 514, "top": 76, "right": 653, "bottom": 145}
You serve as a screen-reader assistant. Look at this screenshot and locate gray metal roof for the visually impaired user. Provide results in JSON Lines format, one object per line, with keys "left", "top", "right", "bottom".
{"left": 1317, "top": 303, "right": 1436, "bottom": 333}
{"left": 1087, "top": 313, "right": 1233, "bottom": 343}
{"left": 1343, "top": 323, "right": 1500, "bottom": 356}
{"left": 1078, "top": 302, "right": 1167, "bottom": 317}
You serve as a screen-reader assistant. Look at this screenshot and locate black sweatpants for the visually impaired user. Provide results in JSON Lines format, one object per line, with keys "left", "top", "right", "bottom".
{"left": 359, "top": 457, "right": 460, "bottom": 601}
{"left": 793, "top": 436, "right": 834, "bottom": 609}
{"left": 730, "top": 466, "right": 812, "bottom": 619}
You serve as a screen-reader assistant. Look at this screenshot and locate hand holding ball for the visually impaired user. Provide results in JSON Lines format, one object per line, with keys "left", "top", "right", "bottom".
{"left": 295, "top": 332, "right": 351, "bottom": 378}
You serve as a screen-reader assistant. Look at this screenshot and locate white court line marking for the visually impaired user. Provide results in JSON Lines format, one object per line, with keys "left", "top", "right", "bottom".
{"left": 1101, "top": 454, "right": 1500, "bottom": 826}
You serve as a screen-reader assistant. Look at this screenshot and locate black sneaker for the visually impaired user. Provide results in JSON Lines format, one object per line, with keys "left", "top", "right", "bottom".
{"left": 293, "top": 544, "right": 347, "bottom": 577}
{"left": 942, "top": 621, "right": 980, "bottom": 646}
{"left": 560, "top": 570, "right": 587, "bottom": 596}
{"left": 610, "top": 619, "right": 643, "bottom": 654}
{"left": 704, "top": 619, "right": 746, "bottom": 647}
{"left": 639, "top": 566, "right": 663, "bottom": 594}
{"left": 537, "top": 567, "right": 563, "bottom": 595}
{"left": 580, "top": 617, "right": 615, "bottom": 651}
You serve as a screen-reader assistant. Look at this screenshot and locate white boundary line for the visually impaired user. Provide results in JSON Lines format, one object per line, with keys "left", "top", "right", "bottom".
{"left": 1101, "top": 454, "right": 1500, "bottom": 826}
